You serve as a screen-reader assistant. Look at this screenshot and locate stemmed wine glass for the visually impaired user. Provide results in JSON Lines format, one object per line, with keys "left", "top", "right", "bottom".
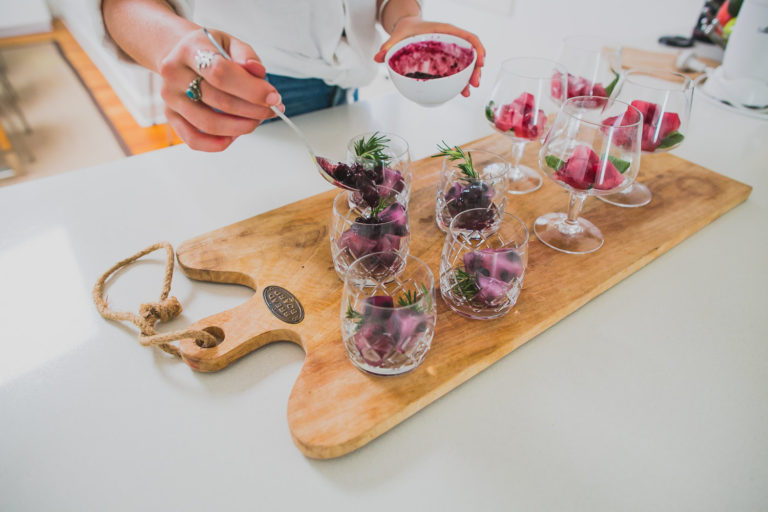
{"left": 553, "top": 35, "right": 622, "bottom": 105}
{"left": 535, "top": 96, "right": 643, "bottom": 254}
{"left": 485, "top": 58, "right": 566, "bottom": 194}
{"left": 598, "top": 68, "right": 694, "bottom": 207}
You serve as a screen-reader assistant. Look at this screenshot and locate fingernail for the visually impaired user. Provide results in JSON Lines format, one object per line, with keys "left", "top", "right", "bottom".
{"left": 246, "top": 59, "right": 266, "bottom": 77}
{"left": 266, "top": 92, "right": 281, "bottom": 106}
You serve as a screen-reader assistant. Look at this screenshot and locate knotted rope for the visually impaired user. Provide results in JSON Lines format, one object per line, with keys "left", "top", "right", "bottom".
{"left": 92, "top": 241, "right": 218, "bottom": 358}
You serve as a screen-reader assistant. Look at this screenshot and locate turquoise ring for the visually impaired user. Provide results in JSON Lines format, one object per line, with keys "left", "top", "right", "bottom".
{"left": 186, "top": 76, "right": 203, "bottom": 102}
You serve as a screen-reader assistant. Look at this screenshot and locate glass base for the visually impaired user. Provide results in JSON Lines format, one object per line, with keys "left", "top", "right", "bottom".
{"left": 534, "top": 212, "right": 603, "bottom": 254}
{"left": 598, "top": 182, "right": 652, "bottom": 208}
{"left": 507, "top": 165, "right": 542, "bottom": 195}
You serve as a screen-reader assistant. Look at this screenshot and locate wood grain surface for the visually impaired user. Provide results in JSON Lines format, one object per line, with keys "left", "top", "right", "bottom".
{"left": 621, "top": 46, "right": 720, "bottom": 79}
{"left": 176, "top": 133, "right": 751, "bottom": 459}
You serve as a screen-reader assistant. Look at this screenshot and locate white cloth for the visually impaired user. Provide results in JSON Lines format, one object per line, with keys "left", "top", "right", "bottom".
{"left": 96, "top": 0, "right": 382, "bottom": 89}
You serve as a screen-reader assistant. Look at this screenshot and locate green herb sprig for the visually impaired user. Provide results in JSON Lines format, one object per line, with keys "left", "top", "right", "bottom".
{"left": 545, "top": 155, "right": 565, "bottom": 171}
{"left": 368, "top": 195, "right": 394, "bottom": 221}
{"left": 657, "top": 131, "right": 684, "bottom": 150}
{"left": 604, "top": 69, "right": 621, "bottom": 97}
{"left": 452, "top": 268, "right": 479, "bottom": 300}
{"left": 485, "top": 101, "right": 496, "bottom": 123}
{"left": 607, "top": 155, "right": 631, "bottom": 173}
{"left": 346, "top": 302, "right": 363, "bottom": 332}
{"left": 433, "top": 141, "right": 479, "bottom": 180}
{"left": 396, "top": 284, "right": 432, "bottom": 312}
{"left": 353, "top": 132, "right": 392, "bottom": 165}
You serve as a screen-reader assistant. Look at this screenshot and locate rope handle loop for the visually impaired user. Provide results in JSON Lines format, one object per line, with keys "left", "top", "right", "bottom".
{"left": 92, "top": 241, "right": 218, "bottom": 358}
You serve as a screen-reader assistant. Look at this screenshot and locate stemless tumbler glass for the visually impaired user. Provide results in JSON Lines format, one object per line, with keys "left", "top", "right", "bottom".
{"left": 535, "top": 96, "right": 642, "bottom": 254}
{"left": 341, "top": 252, "right": 437, "bottom": 375}
{"left": 346, "top": 131, "right": 412, "bottom": 201}
{"left": 440, "top": 209, "right": 529, "bottom": 320}
{"left": 598, "top": 68, "right": 694, "bottom": 207}
{"left": 330, "top": 188, "right": 410, "bottom": 280}
{"left": 435, "top": 148, "right": 509, "bottom": 232}
{"left": 485, "top": 57, "right": 567, "bottom": 194}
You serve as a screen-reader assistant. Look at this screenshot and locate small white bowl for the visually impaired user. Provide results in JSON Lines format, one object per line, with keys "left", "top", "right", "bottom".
{"left": 385, "top": 33, "right": 476, "bottom": 107}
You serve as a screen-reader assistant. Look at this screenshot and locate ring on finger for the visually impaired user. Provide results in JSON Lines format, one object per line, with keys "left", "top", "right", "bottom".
{"left": 186, "top": 75, "right": 203, "bottom": 102}
{"left": 194, "top": 49, "right": 217, "bottom": 73}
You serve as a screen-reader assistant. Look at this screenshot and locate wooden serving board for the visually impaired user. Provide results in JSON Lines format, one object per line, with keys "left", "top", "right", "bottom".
{"left": 176, "top": 133, "right": 751, "bottom": 459}
{"left": 621, "top": 47, "right": 721, "bottom": 80}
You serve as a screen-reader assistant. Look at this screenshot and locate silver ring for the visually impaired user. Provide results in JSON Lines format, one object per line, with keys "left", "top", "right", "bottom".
{"left": 186, "top": 76, "right": 203, "bottom": 102}
{"left": 194, "top": 50, "right": 217, "bottom": 73}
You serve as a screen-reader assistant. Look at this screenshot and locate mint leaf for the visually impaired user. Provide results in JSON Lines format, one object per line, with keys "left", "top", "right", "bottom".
{"left": 657, "top": 131, "right": 684, "bottom": 149}
{"left": 604, "top": 70, "right": 620, "bottom": 97}
{"left": 485, "top": 101, "right": 495, "bottom": 123}
{"left": 607, "top": 155, "right": 631, "bottom": 173}
{"left": 545, "top": 155, "right": 565, "bottom": 171}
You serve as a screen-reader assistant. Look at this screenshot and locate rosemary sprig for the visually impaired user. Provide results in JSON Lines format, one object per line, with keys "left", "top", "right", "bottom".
{"left": 346, "top": 303, "right": 363, "bottom": 321}
{"left": 395, "top": 284, "right": 432, "bottom": 313}
{"left": 346, "top": 302, "right": 363, "bottom": 332}
{"left": 368, "top": 195, "right": 394, "bottom": 220}
{"left": 353, "top": 131, "right": 391, "bottom": 165}
{"left": 452, "top": 268, "right": 479, "bottom": 300}
{"left": 432, "top": 141, "right": 479, "bottom": 180}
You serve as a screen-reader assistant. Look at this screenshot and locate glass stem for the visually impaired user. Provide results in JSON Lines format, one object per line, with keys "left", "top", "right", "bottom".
{"left": 559, "top": 192, "right": 587, "bottom": 235}
{"left": 510, "top": 141, "right": 526, "bottom": 179}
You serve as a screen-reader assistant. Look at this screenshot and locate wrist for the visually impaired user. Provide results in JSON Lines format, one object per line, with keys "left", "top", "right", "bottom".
{"left": 390, "top": 14, "right": 421, "bottom": 33}
{"left": 153, "top": 19, "right": 200, "bottom": 72}
{"left": 380, "top": 0, "right": 423, "bottom": 33}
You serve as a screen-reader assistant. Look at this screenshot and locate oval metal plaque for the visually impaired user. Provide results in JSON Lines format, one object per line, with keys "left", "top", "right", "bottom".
{"left": 263, "top": 286, "right": 304, "bottom": 324}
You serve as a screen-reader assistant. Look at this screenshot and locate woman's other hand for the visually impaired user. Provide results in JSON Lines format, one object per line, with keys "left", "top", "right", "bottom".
{"left": 374, "top": 17, "right": 485, "bottom": 97}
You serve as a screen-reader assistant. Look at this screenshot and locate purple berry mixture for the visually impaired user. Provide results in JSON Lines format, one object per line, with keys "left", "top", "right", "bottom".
{"left": 337, "top": 201, "right": 409, "bottom": 266}
{"left": 319, "top": 157, "right": 405, "bottom": 208}
{"left": 433, "top": 142, "right": 504, "bottom": 232}
{"left": 447, "top": 248, "right": 523, "bottom": 307}
{"left": 345, "top": 287, "right": 433, "bottom": 369}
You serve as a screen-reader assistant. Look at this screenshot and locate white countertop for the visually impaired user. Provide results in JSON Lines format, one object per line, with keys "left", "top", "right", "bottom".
{"left": 1, "top": 1, "right": 767, "bottom": 510}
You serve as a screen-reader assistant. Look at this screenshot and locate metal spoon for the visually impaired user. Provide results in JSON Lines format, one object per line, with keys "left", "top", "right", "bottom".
{"left": 202, "top": 28, "right": 354, "bottom": 190}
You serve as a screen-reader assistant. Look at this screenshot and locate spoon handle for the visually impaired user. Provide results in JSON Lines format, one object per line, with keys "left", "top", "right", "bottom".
{"left": 269, "top": 106, "right": 318, "bottom": 163}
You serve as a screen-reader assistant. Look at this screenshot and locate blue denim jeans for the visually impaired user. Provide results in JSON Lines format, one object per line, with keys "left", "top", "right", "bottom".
{"left": 264, "top": 74, "right": 358, "bottom": 120}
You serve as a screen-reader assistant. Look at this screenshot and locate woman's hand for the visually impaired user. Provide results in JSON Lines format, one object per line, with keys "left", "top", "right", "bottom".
{"left": 158, "top": 28, "right": 284, "bottom": 151}
{"left": 373, "top": 17, "right": 486, "bottom": 97}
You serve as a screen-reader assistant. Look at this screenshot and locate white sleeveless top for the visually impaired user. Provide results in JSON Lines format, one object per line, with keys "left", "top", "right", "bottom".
{"left": 99, "top": 0, "right": 382, "bottom": 89}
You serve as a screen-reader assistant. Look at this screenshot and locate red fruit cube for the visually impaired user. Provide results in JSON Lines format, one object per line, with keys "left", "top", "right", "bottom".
{"left": 512, "top": 92, "right": 536, "bottom": 113}
{"left": 593, "top": 159, "right": 624, "bottom": 190}
{"left": 659, "top": 112, "right": 681, "bottom": 139}
{"left": 630, "top": 100, "right": 658, "bottom": 124}
{"left": 590, "top": 83, "right": 607, "bottom": 97}
{"left": 551, "top": 71, "right": 565, "bottom": 100}
{"left": 641, "top": 124, "right": 661, "bottom": 152}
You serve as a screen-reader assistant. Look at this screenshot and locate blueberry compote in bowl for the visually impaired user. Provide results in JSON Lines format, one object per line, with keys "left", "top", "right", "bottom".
{"left": 385, "top": 33, "right": 476, "bottom": 106}
{"left": 434, "top": 143, "right": 509, "bottom": 233}
{"left": 341, "top": 252, "right": 436, "bottom": 375}
{"left": 330, "top": 187, "right": 410, "bottom": 281}
{"left": 440, "top": 209, "right": 529, "bottom": 320}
